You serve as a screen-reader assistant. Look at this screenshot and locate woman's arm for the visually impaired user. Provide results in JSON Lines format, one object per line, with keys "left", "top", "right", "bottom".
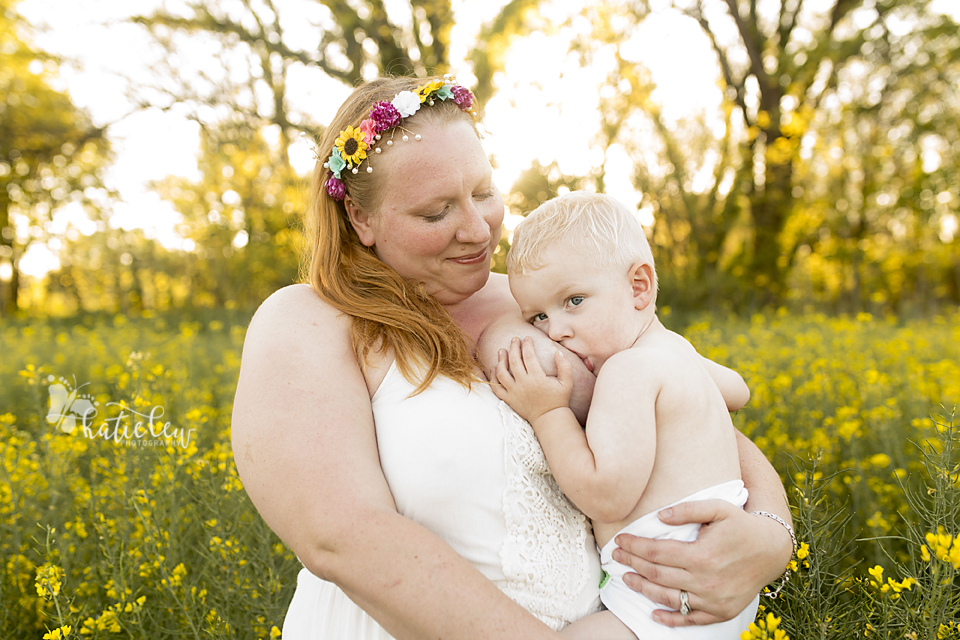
{"left": 612, "top": 430, "right": 792, "bottom": 627}
{"left": 231, "top": 285, "right": 561, "bottom": 640}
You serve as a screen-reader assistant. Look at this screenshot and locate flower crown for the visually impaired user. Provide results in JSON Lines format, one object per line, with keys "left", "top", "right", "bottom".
{"left": 323, "top": 75, "right": 477, "bottom": 201}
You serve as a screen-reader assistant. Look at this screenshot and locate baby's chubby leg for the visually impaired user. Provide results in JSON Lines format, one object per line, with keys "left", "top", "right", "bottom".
{"left": 477, "top": 314, "right": 596, "bottom": 425}
{"left": 561, "top": 611, "right": 638, "bottom": 640}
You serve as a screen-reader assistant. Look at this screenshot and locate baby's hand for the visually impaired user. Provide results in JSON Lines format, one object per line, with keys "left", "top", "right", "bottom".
{"left": 490, "top": 337, "right": 574, "bottom": 424}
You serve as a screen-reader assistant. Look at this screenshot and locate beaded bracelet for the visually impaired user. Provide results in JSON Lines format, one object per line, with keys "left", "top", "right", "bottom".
{"left": 751, "top": 510, "right": 797, "bottom": 598}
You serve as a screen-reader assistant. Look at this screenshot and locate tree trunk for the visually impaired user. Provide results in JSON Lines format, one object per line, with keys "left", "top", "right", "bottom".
{"left": 0, "top": 197, "right": 18, "bottom": 314}
{"left": 751, "top": 154, "right": 793, "bottom": 303}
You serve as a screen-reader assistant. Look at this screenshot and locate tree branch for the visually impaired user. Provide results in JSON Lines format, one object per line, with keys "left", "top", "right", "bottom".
{"left": 685, "top": 0, "right": 753, "bottom": 127}
{"left": 723, "top": 0, "right": 774, "bottom": 98}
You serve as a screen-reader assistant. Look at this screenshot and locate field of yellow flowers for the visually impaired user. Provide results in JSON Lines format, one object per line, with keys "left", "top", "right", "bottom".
{"left": 1, "top": 310, "right": 958, "bottom": 639}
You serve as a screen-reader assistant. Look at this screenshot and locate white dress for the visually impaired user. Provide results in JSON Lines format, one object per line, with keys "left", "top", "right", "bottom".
{"left": 281, "top": 361, "right": 603, "bottom": 639}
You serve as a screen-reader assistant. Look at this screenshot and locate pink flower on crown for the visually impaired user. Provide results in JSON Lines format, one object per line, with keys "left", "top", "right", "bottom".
{"left": 451, "top": 85, "right": 474, "bottom": 110}
{"left": 326, "top": 176, "right": 346, "bottom": 200}
{"left": 369, "top": 101, "right": 401, "bottom": 132}
{"left": 359, "top": 118, "right": 377, "bottom": 144}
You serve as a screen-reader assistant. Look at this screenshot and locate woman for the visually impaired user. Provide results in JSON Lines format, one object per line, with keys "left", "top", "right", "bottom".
{"left": 230, "top": 75, "right": 793, "bottom": 639}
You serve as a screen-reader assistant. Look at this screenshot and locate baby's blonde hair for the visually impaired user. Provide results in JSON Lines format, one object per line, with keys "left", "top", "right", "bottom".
{"left": 509, "top": 191, "right": 657, "bottom": 290}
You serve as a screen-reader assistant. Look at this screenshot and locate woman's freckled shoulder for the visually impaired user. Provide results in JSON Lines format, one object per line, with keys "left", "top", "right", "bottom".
{"left": 247, "top": 284, "right": 350, "bottom": 343}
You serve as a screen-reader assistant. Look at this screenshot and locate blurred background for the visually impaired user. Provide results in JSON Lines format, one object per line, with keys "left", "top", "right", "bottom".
{"left": 2, "top": 0, "right": 959, "bottom": 317}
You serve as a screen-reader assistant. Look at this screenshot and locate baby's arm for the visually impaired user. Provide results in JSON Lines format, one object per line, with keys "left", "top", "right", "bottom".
{"left": 491, "top": 337, "right": 655, "bottom": 523}
{"left": 700, "top": 356, "right": 750, "bottom": 411}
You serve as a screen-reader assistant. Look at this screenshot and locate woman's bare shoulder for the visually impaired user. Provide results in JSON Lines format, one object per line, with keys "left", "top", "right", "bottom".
{"left": 246, "top": 283, "right": 349, "bottom": 339}
{"left": 238, "top": 284, "right": 356, "bottom": 381}
{"left": 251, "top": 283, "right": 341, "bottom": 323}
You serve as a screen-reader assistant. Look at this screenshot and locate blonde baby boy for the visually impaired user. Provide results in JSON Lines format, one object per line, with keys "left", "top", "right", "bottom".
{"left": 490, "top": 191, "right": 760, "bottom": 639}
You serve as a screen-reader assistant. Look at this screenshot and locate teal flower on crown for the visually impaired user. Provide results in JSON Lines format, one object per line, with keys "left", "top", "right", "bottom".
{"left": 327, "top": 152, "right": 346, "bottom": 179}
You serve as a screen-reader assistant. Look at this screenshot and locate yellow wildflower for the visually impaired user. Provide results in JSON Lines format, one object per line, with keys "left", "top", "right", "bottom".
{"left": 741, "top": 612, "right": 789, "bottom": 640}
{"left": 867, "top": 564, "right": 884, "bottom": 588}
{"left": 35, "top": 563, "right": 64, "bottom": 599}
{"left": 924, "top": 529, "right": 960, "bottom": 569}
{"left": 43, "top": 626, "right": 72, "bottom": 640}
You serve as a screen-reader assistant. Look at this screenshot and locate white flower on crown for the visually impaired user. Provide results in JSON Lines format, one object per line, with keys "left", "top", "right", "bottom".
{"left": 392, "top": 91, "right": 421, "bottom": 118}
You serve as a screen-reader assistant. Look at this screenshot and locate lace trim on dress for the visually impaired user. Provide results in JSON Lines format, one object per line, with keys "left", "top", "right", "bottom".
{"left": 497, "top": 400, "right": 593, "bottom": 631}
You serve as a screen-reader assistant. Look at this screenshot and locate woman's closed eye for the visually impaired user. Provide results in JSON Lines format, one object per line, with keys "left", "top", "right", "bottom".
{"left": 473, "top": 189, "right": 495, "bottom": 201}
{"left": 423, "top": 207, "right": 449, "bottom": 222}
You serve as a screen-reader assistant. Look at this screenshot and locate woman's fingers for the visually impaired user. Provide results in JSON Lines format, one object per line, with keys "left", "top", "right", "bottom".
{"left": 613, "top": 500, "right": 759, "bottom": 622}
{"left": 648, "top": 588, "right": 714, "bottom": 627}
{"left": 616, "top": 499, "right": 783, "bottom": 623}
{"left": 618, "top": 574, "right": 726, "bottom": 628}
{"left": 615, "top": 534, "right": 693, "bottom": 574}
{"left": 652, "top": 606, "right": 726, "bottom": 628}
{"left": 655, "top": 499, "right": 733, "bottom": 528}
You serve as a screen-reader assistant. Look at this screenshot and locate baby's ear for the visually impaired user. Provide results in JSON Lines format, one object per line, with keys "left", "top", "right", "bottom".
{"left": 629, "top": 262, "right": 656, "bottom": 310}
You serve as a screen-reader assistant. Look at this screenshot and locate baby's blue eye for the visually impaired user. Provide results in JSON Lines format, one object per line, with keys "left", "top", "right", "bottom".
{"left": 531, "top": 313, "right": 548, "bottom": 323}
{"left": 569, "top": 296, "right": 584, "bottom": 307}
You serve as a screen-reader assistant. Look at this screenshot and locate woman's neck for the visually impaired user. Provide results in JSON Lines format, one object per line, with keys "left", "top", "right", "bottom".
{"left": 444, "top": 273, "right": 517, "bottom": 345}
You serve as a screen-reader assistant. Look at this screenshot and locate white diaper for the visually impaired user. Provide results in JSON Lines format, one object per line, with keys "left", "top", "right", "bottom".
{"left": 598, "top": 480, "right": 760, "bottom": 639}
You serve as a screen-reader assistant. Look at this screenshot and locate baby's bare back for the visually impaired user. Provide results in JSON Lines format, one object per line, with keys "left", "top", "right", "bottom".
{"left": 588, "top": 321, "right": 742, "bottom": 548}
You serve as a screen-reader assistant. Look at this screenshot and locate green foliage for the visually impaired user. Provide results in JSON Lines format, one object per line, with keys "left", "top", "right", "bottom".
{"left": 1, "top": 311, "right": 958, "bottom": 638}
{"left": 505, "top": 160, "right": 587, "bottom": 217}
{"left": 679, "top": 310, "right": 960, "bottom": 570}
{"left": 556, "top": 0, "right": 960, "bottom": 312}
{"left": 0, "top": 0, "right": 112, "bottom": 314}
{"left": 39, "top": 228, "right": 192, "bottom": 316}
{"left": 151, "top": 125, "right": 304, "bottom": 309}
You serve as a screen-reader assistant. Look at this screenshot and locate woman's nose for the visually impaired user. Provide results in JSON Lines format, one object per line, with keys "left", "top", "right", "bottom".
{"left": 455, "top": 205, "right": 493, "bottom": 245}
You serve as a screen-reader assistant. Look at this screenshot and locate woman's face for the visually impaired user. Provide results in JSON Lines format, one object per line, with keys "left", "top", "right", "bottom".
{"left": 349, "top": 119, "right": 504, "bottom": 306}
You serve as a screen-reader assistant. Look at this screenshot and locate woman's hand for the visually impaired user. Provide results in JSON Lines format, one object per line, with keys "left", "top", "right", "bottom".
{"left": 612, "top": 500, "right": 792, "bottom": 627}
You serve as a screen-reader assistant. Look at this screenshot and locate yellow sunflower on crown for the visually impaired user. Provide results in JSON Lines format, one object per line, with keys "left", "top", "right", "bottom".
{"left": 415, "top": 79, "right": 445, "bottom": 103}
{"left": 335, "top": 126, "right": 368, "bottom": 165}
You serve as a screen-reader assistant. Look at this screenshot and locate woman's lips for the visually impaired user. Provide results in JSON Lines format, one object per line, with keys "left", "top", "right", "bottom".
{"left": 449, "top": 249, "right": 488, "bottom": 265}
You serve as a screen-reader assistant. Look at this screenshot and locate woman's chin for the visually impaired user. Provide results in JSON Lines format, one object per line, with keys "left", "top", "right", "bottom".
{"left": 431, "top": 268, "right": 491, "bottom": 306}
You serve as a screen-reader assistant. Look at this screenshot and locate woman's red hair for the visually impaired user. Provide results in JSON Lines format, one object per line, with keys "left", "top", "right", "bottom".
{"left": 302, "top": 76, "right": 483, "bottom": 392}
